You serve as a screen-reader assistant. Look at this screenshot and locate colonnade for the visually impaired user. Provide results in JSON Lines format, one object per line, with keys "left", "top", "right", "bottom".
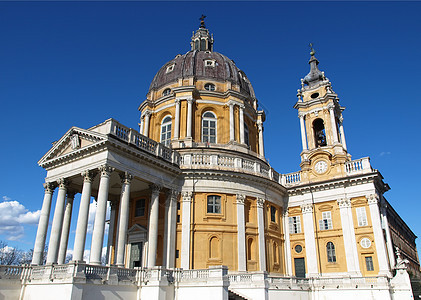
{"left": 31, "top": 164, "right": 179, "bottom": 269}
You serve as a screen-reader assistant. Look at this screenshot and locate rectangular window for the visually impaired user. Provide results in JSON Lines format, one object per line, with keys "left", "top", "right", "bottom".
{"left": 289, "top": 216, "right": 301, "bottom": 234}
{"left": 356, "top": 207, "right": 368, "bottom": 226}
{"left": 177, "top": 202, "right": 180, "bottom": 210}
{"left": 365, "top": 256, "right": 374, "bottom": 271}
{"left": 176, "top": 250, "right": 179, "bottom": 259}
{"left": 207, "top": 195, "right": 221, "bottom": 213}
{"left": 135, "top": 199, "right": 145, "bottom": 217}
{"left": 270, "top": 206, "right": 277, "bottom": 222}
{"left": 319, "top": 211, "right": 333, "bottom": 230}
{"left": 177, "top": 214, "right": 180, "bottom": 223}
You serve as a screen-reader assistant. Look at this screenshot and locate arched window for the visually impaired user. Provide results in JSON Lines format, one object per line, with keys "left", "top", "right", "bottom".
{"left": 247, "top": 238, "right": 254, "bottom": 260}
{"left": 273, "top": 242, "right": 279, "bottom": 263}
{"left": 202, "top": 111, "right": 217, "bottom": 143}
{"left": 244, "top": 123, "right": 249, "bottom": 146}
{"left": 209, "top": 236, "right": 219, "bottom": 258}
{"left": 204, "top": 83, "right": 216, "bottom": 91}
{"left": 207, "top": 195, "right": 221, "bottom": 213}
{"left": 313, "top": 118, "right": 327, "bottom": 147}
{"left": 326, "top": 242, "right": 336, "bottom": 263}
{"left": 160, "top": 116, "right": 172, "bottom": 146}
{"left": 162, "top": 88, "right": 171, "bottom": 96}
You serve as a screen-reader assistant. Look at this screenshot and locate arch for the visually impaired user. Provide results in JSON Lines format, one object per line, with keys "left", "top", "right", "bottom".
{"left": 202, "top": 111, "right": 217, "bottom": 143}
{"left": 313, "top": 118, "right": 327, "bottom": 147}
{"left": 247, "top": 238, "right": 254, "bottom": 260}
{"left": 209, "top": 236, "right": 219, "bottom": 258}
{"left": 326, "top": 241, "right": 336, "bottom": 262}
{"left": 160, "top": 115, "right": 172, "bottom": 146}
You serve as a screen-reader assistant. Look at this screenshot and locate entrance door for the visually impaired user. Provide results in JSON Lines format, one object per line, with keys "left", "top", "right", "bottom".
{"left": 294, "top": 258, "right": 306, "bottom": 278}
{"left": 129, "top": 242, "right": 143, "bottom": 268}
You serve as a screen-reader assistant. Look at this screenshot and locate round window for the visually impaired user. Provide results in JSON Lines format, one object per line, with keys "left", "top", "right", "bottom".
{"left": 294, "top": 245, "right": 303, "bottom": 253}
{"left": 204, "top": 83, "right": 216, "bottom": 91}
{"left": 311, "top": 92, "right": 319, "bottom": 99}
{"left": 360, "top": 238, "right": 371, "bottom": 249}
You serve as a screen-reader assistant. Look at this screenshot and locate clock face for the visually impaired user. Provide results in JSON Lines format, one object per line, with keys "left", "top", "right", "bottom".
{"left": 314, "top": 160, "right": 328, "bottom": 174}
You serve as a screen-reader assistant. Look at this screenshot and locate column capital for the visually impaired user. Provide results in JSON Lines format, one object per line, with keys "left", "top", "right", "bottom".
{"left": 182, "top": 191, "right": 193, "bottom": 202}
{"left": 165, "top": 189, "right": 180, "bottom": 207}
{"left": 337, "top": 197, "right": 351, "bottom": 208}
{"left": 367, "top": 193, "right": 379, "bottom": 205}
{"left": 298, "top": 112, "right": 306, "bottom": 119}
{"left": 150, "top": 183, "right": 162, "bottom": 195}
{"left": 283, "top": 210, "right": 289, "bottom": 218}
{"left": 81, "top": 170, "right": 97, "bottom": 182}
{"left": 300, "top": 203, "right": 313, "bottom": 214}
{"left": 43, "top": 182, "right": 57, "bottom": 193}
{"left": 119, "top": 172, "right": 133, "bottom": 184}
{"left": 57, "top": 178, "right": 70, "bottom": 189}
{"left": 98, "top": 165, "right": 114, "bottom": 177}
{"left": 236, "top": 194, "right": 245, "bottom": 205}
{"left": 339, "top": 115, "right": 344, "bottom": 124}
{"left": 142, "top": 110, "right": 152, "bottom": 118}
{"left": 239, "top": 104, "right": 245, "bottom": 110}
{"left": 186, "top": 97, "right": 195, "bottom": 104}
{"left": 327, "top": 103, "right": 335, "bottom": 111}
{"left": 256, "top": 198, "right": 265, "bottom": 208}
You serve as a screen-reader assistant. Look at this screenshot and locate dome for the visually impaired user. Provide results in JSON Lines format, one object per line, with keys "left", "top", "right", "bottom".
{"left": 149, "top": 50, "right": 256, "bottom": 99}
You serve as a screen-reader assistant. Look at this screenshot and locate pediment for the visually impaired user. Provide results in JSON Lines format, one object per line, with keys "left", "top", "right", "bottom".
{"left": 128, "top": 224, "right": 148, "bottom": 234}
{"left": 318, "top": 204, "right": 333, "bottom": 211}
{"left": 289, "top": 208, "right": 302, "bottom": 215}
{"left": 38, "top": 127, "right": 107, "bottom": 166}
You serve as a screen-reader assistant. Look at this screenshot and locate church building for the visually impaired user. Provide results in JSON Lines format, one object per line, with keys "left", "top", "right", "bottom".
{"left": 2, "top": 19, "right": 419, "bottom": 300}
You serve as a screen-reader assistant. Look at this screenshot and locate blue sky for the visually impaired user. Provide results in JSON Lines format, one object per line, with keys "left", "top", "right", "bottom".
{"left": 0, "top": 1, "right": 420, "bottom": 255}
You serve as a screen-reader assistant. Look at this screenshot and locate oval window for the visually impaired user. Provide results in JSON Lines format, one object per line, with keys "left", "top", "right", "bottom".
{"left": 311, "top": 92, "right": 319, "bottom": 99}
{"left": 204, "top": 83, "right": 216, "bottom": 91}
{"left": 360, "top": 238, "right": 372, "bottom": 249}
{"left": 295, "top": 245, "right": 303, "bottom": 253}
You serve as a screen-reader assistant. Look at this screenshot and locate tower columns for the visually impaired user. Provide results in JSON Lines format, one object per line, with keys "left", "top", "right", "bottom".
{"left": 328, "top": 105, "right": 339, "bottom": 144}
{"left": 236, "top": 194, "right": 246, "bottom": 271}
{"left": 164, "top": 190, "right": 178, "bottom": 268}
{"left": 301, "top": 203, "right": 318, "bottom": 277}
{"left": 339, "top": 116, "right": 347, "bottom": 151}
{"left": 380, "top": 202, "right": 396, "bottom": 269}
{"left": 106, "top": 200, "right": 118, "bottom": 265}
{"left": 186, "top": 98, "right": 194, "bottom": 138}
{"left": 299, "top": 113, "right": 308, "bottom": 151}
{"left": 143, "top": 111, "right": 151, "bottom": 137}
{"left": 229, "top": 102, "right": 235, "bottom": 141}
{"left": 257, "top": 120, "right": 265, "bottom": 157}
{"left": 257, "top": 198, "right": 266, "bottom": 271}
{"left": 181, "top": 192, "right": 192, "bottom": 269}
{"left": 174, "top": 98, "right": 181, "bottom": 139}
{"left": 57, "top": 191, "right": 75, "bottom": 264}
{"left": 32, "top": 182, "right": 56, "bottom": 265}
{"left": 283, "top": 210, "right": 293, "bottom": 276}
{"left": 239, "top": 105, "right": 245, "bottom": 144}
{"left": 147, "top": 184, "right": 161, "bottom": 267}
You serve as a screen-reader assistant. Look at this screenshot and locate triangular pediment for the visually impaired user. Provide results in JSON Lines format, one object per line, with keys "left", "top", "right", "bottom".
{"left": 38, "top": 127, "right": 107, "bottom": 166}
{"left": 128, "top": 224, "right": 148, "bottom": 234}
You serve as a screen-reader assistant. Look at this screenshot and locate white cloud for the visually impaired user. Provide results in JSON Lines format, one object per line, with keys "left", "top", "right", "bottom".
{"left": 2, "top": 196, "right": 11, "bottom": 201}
{"left": 0, "top": 200, "right": 41, "bottom": 241}
{"left": 380, "top": 151, "right": 391, "bottom": 156}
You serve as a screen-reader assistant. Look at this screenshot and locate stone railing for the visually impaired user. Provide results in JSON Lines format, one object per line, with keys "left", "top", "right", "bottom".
{"left": 180, "top": 152, "right": 279, "bottom": 183}
{"left": 345, "top": 157, "right": 373, "bottom": 175}
{"left": 105, "top": 119, "right": 180, "bottom": 165}
{"left": 0, "top": 265, "right": 29, "bottom": 280}
{"left": 281, "top": 171, "right": 301, "bottom": 186}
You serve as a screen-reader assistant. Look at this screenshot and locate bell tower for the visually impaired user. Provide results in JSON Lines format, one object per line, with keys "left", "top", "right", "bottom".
{"left": 294, "top": 45, "right": 350, "bottom": 180}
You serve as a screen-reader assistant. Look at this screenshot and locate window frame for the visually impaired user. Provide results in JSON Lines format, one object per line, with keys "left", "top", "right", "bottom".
{"left": 356, "top": 206, "right": 368, "bottom": 227}
{"left": 204, "top": 83, "right": 216, "bottom": 91}
{"left": 326, "top": 242, "right": 336, "bottom": 263}
{"left": 134, "top": 199, "right": 146, "bottom": 217}
{"left": 160, "top": 115, "right": 172, "bottom": 146}
{"left": 319, "top": 211, "right": 333, "bottom": 230}
{"left": 365, "top": 256, "right": 374, "bottom": 271}
{"left": 162, "top": 88, "right": 171, "bottom": 97}
{"left": 289, "top": 216, "right": 302, "bottom": 234}
{"left": 207, "top": 195, "right": 221, "bottom": 214}
{"left": 270, "top": 206, "right": 277, "bottom": 223}
{"left": 202, "top": 111, "right": 217, "bottom": 144}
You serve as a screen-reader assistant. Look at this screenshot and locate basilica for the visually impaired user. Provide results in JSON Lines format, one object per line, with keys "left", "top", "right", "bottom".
{"left": 1, "top": 20, "right": 419, "bottom": 300}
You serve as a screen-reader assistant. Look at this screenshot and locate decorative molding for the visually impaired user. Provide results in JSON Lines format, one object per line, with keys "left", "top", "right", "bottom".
{"left": 300, "top": 203, "right": 313, "bottom": 214}
{"left": 70, "top": 134, "right": 80, "bottom": 150}
{"left": 43, "top": 182, "right": 57, "bottom": 193}
{"left": 337, "top": 198, "right": 351, "bottom": 208}
{"left": 236, "top": 194, "right": 245, "bottom": 205}
{"left": 182, "top": 191, "right": 193, "bottom": 202}
{"left": 119, "top": 172, "right": 133, "bottom": 184}
{"left": 149, "top": 183, "right": 162, "bottom": 195}
{"left": 367, "top": 193, "right": 379, "bottom": 205}
{"left": 56, "top": 178, "right": 70, "bottom": 189}
{"left": 81, "top": 170, "right": 97, "bottom": 183}
{"left": 98, "top": 165, "right": 114, "bottom": 177}
{"left": 256, "top": 198, "right": 265, "bottom": 208}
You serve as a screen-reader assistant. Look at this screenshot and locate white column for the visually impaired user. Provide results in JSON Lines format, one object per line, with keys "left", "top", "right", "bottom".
{"left": 139, "top": 117, "right": 144, "bottom": 134}
{"left": 337, "top": 198, "right": 361, "bottom": 275}
{"left": 72, "top": 170, "right": 95, "bottom": 262}
{"left": 339, "top": 116, "right": 347, "bottom": 151}
{"left": 186, "top": 98, "right": 194, "bottom": 138}
{"left": 257, "top": 121, "right": 265, "bottom": 157}
{"left": 301, "top": 203, "right": 318, "bottom": 277}
{"left": 116, "top": 172, "right": 132, "bottom": 267}
{"left": 90, "top": 165, "right": 114, "bottom": 265}
{"left": 174, "top": 98, "right": 181, "bottom": 139}
{"left": 283, "top": 210, "right": 293, "bottom": 276}
{"left": 163, "top": 190, "right": 178, "bottom": 268}
{"left": 256, "top": 198, "right": 266, "bottom": 271}
{"left": 57, "top": 192, "right": 75, "bottom": 264}
{"left": 147, "top": 184, "right": 161, "bottom": 267}
{"left": 46, "top": 178, "right": 69, "bottom": 264}
{"left": 143, "top": 111, "right": 151, "bottom": 137}
{"left": 381, "top": 203, "right": 396, "bottom": 269}
{"left": 236, "top": 194, "right": 246, "bottom": 271}
{"left": 329, "top": 105, "right": 339, "bottom": 144}
{"left": 32, "top": 182, "right": 56, "bottom": 265}
{"left": 368, "top": 194, "right": 390, "bottom": 275}
{"left": 239, "top": 105, "right": 245, "bottom": 144}
{"left": 106, "top": 200, "right": 117, "bottom": 265}
{"left": 181, "top": 192, "right": 192, "bottom": 269}
{"left": 299, "top": 113, "right": 308, "bottom": 151}
{"left": 229, "top": 102, "right": 235, "bottom": 141}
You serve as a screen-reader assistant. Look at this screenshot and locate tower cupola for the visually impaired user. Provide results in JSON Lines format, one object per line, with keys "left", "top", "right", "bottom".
{"left": 303, "top": 45, "right": 325, "bottom": 87}
{"left": 191, "top": 15, "right": 214, "bottom": 51}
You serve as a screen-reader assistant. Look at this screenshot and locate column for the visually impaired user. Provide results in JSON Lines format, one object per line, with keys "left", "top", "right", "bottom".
{"left": 181, "top": 191, "right": 192, "bottom": 269}
{"left": 236, "top": 194, "right": 246, "bottom": 271}
{"left": 299, "top": 113, "right": 308, "bottom": 151}
{"left": 239, "top": 105, "right": 245, "bottom": 144}
{"left": 147, "top": 184, "right": 161, "bottom": 267}
{"left": 257, "top": 121, "right": 265, "bottom": 157}
{"left": 256, "top": 198, "right": 266, "bottom": 271}
{"left": 368, "top": 194, "right": 390, "bottom": 275}
{"left": 72, "top": 170, "right": 96, "bottom": 262}
{"left": 339, "top": 116, "right": 347, "bottom": 151}
{"left": 90, "top": 165, "right": 114, "bottom": 265}
{"left": 328, "top": 105, "right": 339, "bottom": 144}
{"left": 163, "top": 190, "right": 178, "bottom": 268}
{"left": 174, "top": 98, "right": 181, "bottom": 139}
{"left": 32, "top": 182, "right": 56, "bottom": 265}
{"left": 186, "top": 98, "right": 194, "bottom": 138}
{"left": 337, "top": 198, "right": 361, "bottom": 275}
{"left": 301, "top": 203, "right": 318, "bottom": 276}
{"left": 57, "top": 191, "right": 75, "bottom": 264}
{"left": 106, "top": 200, "right": 117, "bottom": 265}
{"left": 229, "top": 102, "right": 235, "bottom": 141}
{"left": 46, "top": 178, "right": 69, "bottom": 264}
{"left": 381, "top": 203, "right": 396, "bottom": 269}
{"left": 139, "top": 117, "right": 144, "bottom": 134}
{"left": 115, "top": 172, "right": 133, "bottom": 267}
{"left": 143, "top": 111, "right": 151, "bottom": 137}
{"left": 283, "top": 210, "right": 293, "bottom": 276}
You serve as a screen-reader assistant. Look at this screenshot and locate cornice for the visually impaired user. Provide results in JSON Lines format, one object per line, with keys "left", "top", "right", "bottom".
{"left": 293, "top": 94, "right": 338, "bottom": 110}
